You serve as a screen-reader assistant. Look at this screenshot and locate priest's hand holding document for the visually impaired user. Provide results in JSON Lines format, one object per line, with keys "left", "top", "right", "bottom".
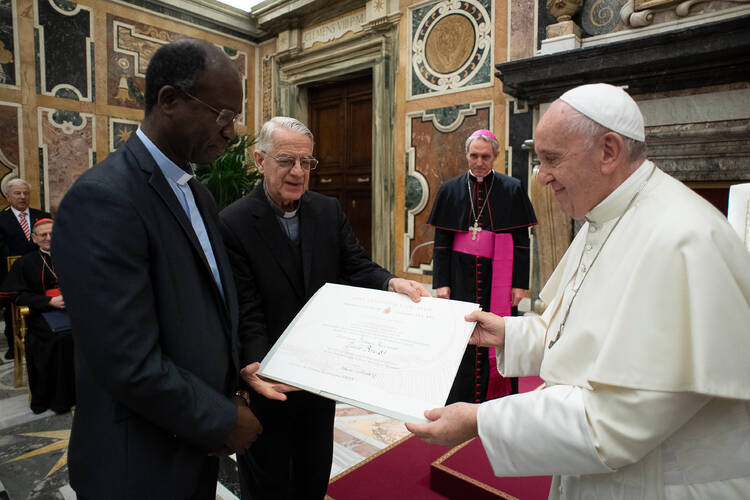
{"left": 405, "top": 310, "right": 504, "bottom": 447}
{"left": 256, "top": 283, "right": 479, "bottom": 423}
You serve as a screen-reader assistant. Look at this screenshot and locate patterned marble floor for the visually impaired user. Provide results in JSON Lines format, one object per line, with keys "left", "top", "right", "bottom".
{"left": 0, "top": 341, "right": 409, "bottom": 499}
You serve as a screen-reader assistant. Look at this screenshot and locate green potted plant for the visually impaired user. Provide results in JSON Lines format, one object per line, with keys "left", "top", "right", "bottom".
{"left": 195, "top": 133, "right": 262, "bottom": 210}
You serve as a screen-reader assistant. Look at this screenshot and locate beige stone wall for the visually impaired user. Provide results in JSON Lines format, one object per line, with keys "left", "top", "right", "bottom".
{"left": 0, "top": 0, "right": 256, "bottom": 214}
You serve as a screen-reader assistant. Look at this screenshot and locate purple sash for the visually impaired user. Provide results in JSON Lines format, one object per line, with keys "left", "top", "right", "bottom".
{"left": 453, "top": 230, "right": 513, "bottom": 399}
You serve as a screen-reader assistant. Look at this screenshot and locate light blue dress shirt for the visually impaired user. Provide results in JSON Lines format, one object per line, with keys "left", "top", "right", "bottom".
{"left": 136, "top": 128, "right": 224, "bottom": 299}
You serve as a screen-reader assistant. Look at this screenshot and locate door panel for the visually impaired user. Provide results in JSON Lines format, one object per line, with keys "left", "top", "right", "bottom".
{"left": 308, "top": 75, "right": 373, "bottom": 255}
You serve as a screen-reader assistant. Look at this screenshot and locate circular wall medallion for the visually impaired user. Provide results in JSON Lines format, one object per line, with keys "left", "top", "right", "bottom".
{"left": 425, "top": 14, "right": 474, "bottom": 75}
{"left": 412, "top": 0, "right": 492, "bottom": 92}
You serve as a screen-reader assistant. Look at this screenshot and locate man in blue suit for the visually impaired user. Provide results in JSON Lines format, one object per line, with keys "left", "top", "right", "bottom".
{"left": 53, "top": 39, "right": 261, "bottom": 499}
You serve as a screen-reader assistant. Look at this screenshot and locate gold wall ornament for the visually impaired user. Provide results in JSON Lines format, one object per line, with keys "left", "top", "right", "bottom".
{"left": 409, "top": 0, "right": 493, "bottom": 98}
{"left": 424, "top": 14, "right": 474, "bottom": 74}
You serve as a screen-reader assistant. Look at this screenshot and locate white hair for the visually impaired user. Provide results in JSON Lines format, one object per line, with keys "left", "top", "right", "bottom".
{"left": 4, "top": 178, "right": 31, "bottom": 197}
{"left": 465, "top": 134, "right": 499, "bottom": 155}
{"left": 565, "top": 107, "right": 646, "bottom": 162}
{"left": 256, "top": 117, "right": 314, "bottom": 153}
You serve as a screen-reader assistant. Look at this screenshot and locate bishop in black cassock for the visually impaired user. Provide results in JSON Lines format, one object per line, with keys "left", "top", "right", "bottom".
{"left": 2, "top": 219, "right": 75, "bottom": 414}
{"left": 428, "top": 130, "right": 536, "bottom": 404}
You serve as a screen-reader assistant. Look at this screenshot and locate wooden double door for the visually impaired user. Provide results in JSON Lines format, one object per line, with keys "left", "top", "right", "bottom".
{"left": 308, "top": 76, "right": 373, "bottom": 255}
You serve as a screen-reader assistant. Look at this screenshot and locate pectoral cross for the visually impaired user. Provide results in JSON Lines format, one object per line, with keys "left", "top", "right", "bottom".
{"left": 469, "top": 221, "right": 482, "bottom": 241}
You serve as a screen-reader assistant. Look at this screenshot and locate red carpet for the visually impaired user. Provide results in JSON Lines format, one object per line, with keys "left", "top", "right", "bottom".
{"left": 326, "top": 377, "right": 551, "bottom": 499}
{"left": 326, "top": 435, "right": 450, "bottom": 499}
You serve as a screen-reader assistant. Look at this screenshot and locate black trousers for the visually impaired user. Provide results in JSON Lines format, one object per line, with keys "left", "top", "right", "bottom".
{"left": 75, "top": 457, "right": 218, "bottom": 500}
{"left": 238, "top": 391, "right": 335, "bottom": 500}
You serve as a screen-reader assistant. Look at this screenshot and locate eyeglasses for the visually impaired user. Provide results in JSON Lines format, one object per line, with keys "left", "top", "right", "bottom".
{"left": 261, "top": 152, "right": 319, "bottom": 171}
{"left": 178, "top": 88, "right": 240, "bottom": 128}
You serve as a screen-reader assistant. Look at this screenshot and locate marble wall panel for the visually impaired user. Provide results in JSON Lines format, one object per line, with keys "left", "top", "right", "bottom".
{"left": 35, "top": 0, "right": 93, "bottom": 101}
{"left": 38, "top": 107, "right": 94, "bottom": 213}
{"left": 0, "top": 0, "right": 18, "bottom": 88}
{"left": 109, "top": 117, "right": 139, "bottom": 152}
{"left": 0, "top": 102, "right": 20, "bottom": 201}
{"left": 408, "top": 0, "right": 493, "bottom": 100}
{"left": 509, "top": 0, "right": 537, "bottom": 60}
{"left": 107, "top": 14, "right": 249, "bottom": 125}
{"left": 404, "top": 103, "right": 491, "bottom": 273}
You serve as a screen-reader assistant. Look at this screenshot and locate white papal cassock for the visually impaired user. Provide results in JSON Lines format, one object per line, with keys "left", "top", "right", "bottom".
{"left": 477, "top": 160, "right": 750, "bottom": 499}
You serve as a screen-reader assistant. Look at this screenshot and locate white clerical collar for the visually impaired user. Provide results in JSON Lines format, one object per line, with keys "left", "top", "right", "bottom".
{"left": 136, "top": 128, "right": 194, "bottom": 185}
{"left": 586, "top": 160, "right": 654, "bottom": 223}
{"left": 468, "top": 170, "right": 493, "bottom": 184}
{"left": 262, "top": 180, "right": 299, "bottom": 217}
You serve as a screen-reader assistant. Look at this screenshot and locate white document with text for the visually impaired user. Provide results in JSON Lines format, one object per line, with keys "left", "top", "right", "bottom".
{"left": 259, "top": 283, "right": 480, "bottom": 423}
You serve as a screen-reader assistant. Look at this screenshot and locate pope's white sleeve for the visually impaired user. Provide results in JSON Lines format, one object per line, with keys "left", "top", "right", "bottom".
{"left": 582, "top": 384, "right": 710, "bottom": 470}
{"left": 497, "top": 315, "right": 547, "bottom": 377}
{"left": 477, "top": 384, "right": 711, "bottom": 477}
{"left": 477, "top": 384, "right": 612, "bottom": 476}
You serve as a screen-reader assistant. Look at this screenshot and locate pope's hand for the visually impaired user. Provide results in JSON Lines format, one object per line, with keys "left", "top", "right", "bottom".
{"left": 465, "top": 310, "right": 506, "bottom": 348}
{"left": 240, "top": 362, "right": 300, "bottom": 401}
{"left": 388, "top": 278, "right": 431, "bottom": 302}
{"left": 405, "top": 403, "right": 479, "bottom": 447}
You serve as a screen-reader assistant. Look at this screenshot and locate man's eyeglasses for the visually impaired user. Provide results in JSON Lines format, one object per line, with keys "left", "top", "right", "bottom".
{"left": 261, "top": 152, "right": 319, "bottom": 171}
{"left": 178, "top": 88, "right": 240, "bottom": 128}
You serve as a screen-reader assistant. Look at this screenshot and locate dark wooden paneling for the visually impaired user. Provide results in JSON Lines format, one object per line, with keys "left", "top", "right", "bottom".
{"left": 308, "top": 75, "right": 373, "bottom": 255}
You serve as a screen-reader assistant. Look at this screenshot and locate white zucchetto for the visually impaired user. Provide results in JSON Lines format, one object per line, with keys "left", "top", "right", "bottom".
{"left": 559, "top": 83, "right": 645, "bottom": 142}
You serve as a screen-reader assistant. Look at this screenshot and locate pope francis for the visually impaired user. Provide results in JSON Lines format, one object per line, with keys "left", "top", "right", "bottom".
{"left": 407, "top": 83, "right": 750, "bottom": 499}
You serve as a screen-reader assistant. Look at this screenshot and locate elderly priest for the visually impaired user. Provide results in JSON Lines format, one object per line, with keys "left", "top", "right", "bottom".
{"left": 407, "top": 83, "right": 750, "bottom": 499}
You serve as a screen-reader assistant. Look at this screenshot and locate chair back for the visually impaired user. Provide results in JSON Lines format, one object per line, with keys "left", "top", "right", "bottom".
{"left": 7, "top": 255, "right": 29, "bottom": 388}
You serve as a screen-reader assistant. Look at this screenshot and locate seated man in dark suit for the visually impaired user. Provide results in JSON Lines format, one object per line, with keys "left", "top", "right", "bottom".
{"left": 0, "top": 179, "right": 51, "bottom": 359}
{"left": 2, "top": 218, "right": 75, "bottom": 414}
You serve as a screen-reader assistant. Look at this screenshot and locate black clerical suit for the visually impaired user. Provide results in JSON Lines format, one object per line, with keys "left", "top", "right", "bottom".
{"left": 3, "top": 250, "right": 75, "bottom": 413}
{"left": 428, "top": 171, "right": 536, "bottom": 404}
{"left": 53, "top": 135, "right": 241, "bottom": 499}
{"left": 220, "top": 186, "right": 392, "bottom": 500}
{"left": 0, "top": 206, "right": 50, "bottom": 353}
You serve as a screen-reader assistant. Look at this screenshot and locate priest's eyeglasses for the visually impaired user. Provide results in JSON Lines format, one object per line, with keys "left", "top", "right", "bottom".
{"left": 261, "top": 151, "right": 319, "bottom": 171}
{"left": 178, "top": 88, "right": 240, "bottom": 128}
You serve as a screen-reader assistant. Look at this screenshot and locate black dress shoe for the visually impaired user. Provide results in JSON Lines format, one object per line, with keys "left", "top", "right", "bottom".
{"left": 3, "top": 350, "right": 13, "bottom": 360}
{"left": 31, "top": 405, "right": 49, "bottom": 414}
